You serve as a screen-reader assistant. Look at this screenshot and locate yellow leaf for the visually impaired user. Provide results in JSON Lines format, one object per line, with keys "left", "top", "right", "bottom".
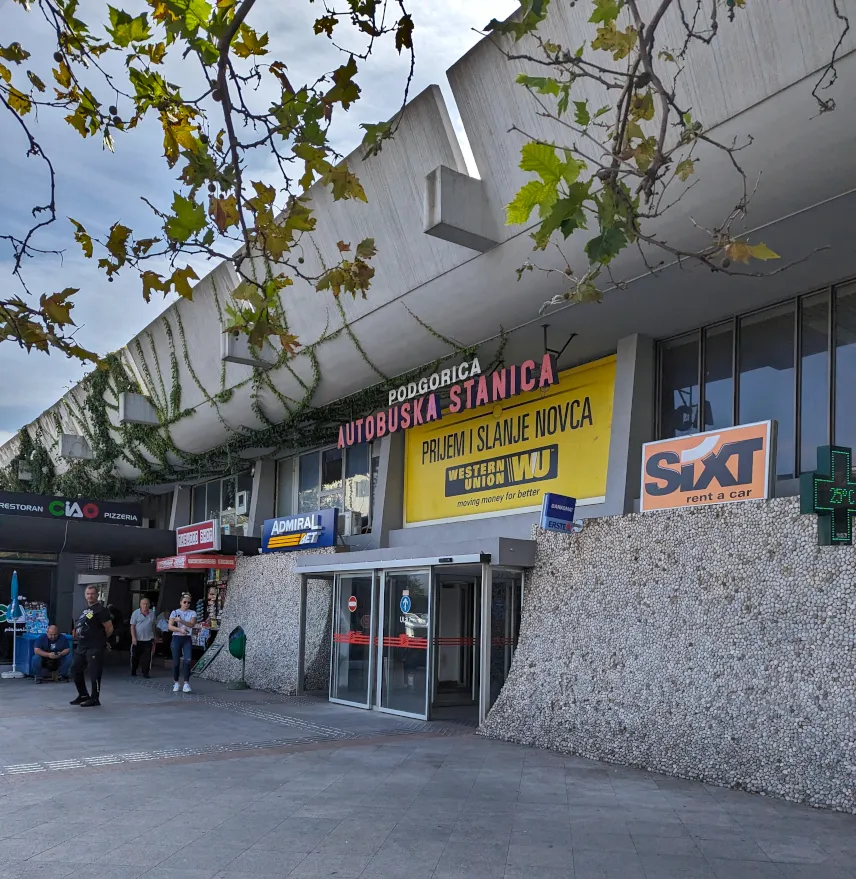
{"left": 141, "top": 270, "right": 167, "bottom": 303}
{"left": 106, "top": 223, "right": 132, "bottom": 262}
{"left": 169, "top": 265, "right": 199, "bottom": 299}
{"left": 8, "top": 86, "right": 31, "bottom": 116}
{"left": 69, "top": 218, "right": 93, "bottom": 258}
{"left": 0, "top": 62, "right": 11, "bottom": 83}
{"left": 53, "top": 60, "right": 72, "bottom": 89}
{"left": 675, "top": 158, "right": 696, "bottom": 181}
{"left": 724, "top": 241, "right": 752, "bottom": 264}
{"left": 746, "top": 242, "right": 780, "bottom": 261}
{"left": 209, "top": 195, "right": 240, "bottom": 233}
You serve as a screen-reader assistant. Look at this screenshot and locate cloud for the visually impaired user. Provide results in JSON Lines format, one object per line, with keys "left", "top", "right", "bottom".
{"left": 0, "top": 0, "right": 517, "bottom": 438}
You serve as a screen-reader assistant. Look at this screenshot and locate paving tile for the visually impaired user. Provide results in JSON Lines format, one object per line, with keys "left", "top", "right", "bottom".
{"left": 694, "top": 834, "right": 772, "bottom": 861}
{"left": 756, "top": 837, "right": 834, "bottom": 865}
{"left": 572, "top": 832, "right": 636, "bottom": 853}
{"left": 572, "top": 849, "right": 645, "bottom": 879}
{"left": 707, "top": 860, "right": 787, "bottom": 879}
{"left": 219, "top": 849, "right": 306, "bottom": 876}
{"left": 506, "top": 843, "right": 575, "bottom": 868}
{"left": 504, "top": 868, "right": 575, "bottom": 879}
{"left": 286, "top": 853, "right": 371, "bottom": 878}
{"left": 637, "top": 853, "right": 717, "bottom": 878}
{"left": 775, "top": 866, "right": 856, "bottom": 879}
{"left": 630, "top": 834, "right": 702, "bottom": 856}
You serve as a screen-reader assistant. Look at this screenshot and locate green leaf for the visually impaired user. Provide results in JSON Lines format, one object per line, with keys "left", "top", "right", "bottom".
{"left": 69, "top": 218, "right": 93, "bottom": 258}
{"left": 164, "top": 193, "right": 206, "bottom": 243}
{"left": 8, "top": 86, "right": 31, "bottom": 116}
{"left": 591, "top": 21, "right": 638, "bottom": 60}
{"left": 395, "top": 14, "right": 413, "bottom": 53}
{"left": 232, "top": 24, "right": 269, "bottom": 58}
{"left": 105, "top": 223, "right": 132, "bottom": 262}
{"left": 519, "top": 142, "right": 563, "bottom": 184}
{"left": 506, "top": 180, "right": 554, "bottom": 226}
{"left": 106, "top": 7, "right": 151, "bottom": 47}
{"left": 327, "top": 55, "right": 360, "bottom": 109}
{"left": 561, "top": 154, "right": 584, "bottom": 185}
{"left": 27, "top": 70, "right": 46, "bottom": 91}
{"left": 515, "top": 73, "right": 560, "bottom": 97}
{"left": 0, "top": 42, "right": 30, "bottom": 63}
{"left": 585, "top": 226, "right": 627, "bottom": 264}
{"left": 532, "top": 185, "right": 589, "bottom": 249}
{"left": 589, "top": 0, "right": 622, "bottom": 24}
{"left": 573, "top": 100, "right": 590, "bottom": 127}
{"left": 675, "top": 158, "right": 696, "bottom": 181}
{"left": 630, "top": 90, "right": 655, "bottom": 121}
{"left": 356, "top": 237, "right": 377, "bottom": 259}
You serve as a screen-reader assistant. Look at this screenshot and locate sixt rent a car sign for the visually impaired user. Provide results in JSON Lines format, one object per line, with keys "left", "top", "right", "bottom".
{"left": 0, "top": 491, "right": 143, "bottom": 525}
{"left": 640, "top": 421, "right": 774, "bottom": 513}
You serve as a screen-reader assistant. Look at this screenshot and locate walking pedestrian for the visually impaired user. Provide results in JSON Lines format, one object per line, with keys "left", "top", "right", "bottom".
{"left": 169, "top": 593, "right": 196, "bottom": 693}
{"left": 130, "top": 597, "right": 157, "bottom": 678}
{"left": 70, "top": 585, "right": 114, "bottom": 707}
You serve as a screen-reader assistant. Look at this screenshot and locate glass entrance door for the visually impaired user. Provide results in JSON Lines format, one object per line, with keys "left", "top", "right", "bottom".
{"left": 488, "top": 569, "right": 523, "bottom": 711}
{"left": 330, "top": 572, "right": 375, "bottom": 708}
{"left": 377, "top": 570, "right": 431, "bottom": 718}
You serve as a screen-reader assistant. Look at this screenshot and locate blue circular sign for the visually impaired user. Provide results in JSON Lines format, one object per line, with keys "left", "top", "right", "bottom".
{"left": 399, "top": 595, "right": 412, "bottom": 614}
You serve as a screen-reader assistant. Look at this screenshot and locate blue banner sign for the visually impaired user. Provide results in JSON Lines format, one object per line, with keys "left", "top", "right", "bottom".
{"left": 539, "top": 493, "right": 577, "bottom": 533}
{"left": 261, "top": 509, "right": 338, "bottom": 552}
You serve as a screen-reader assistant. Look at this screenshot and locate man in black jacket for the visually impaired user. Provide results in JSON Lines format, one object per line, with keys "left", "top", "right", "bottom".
{"left": 70, "top": 585, "right": 114, "bottom": 707}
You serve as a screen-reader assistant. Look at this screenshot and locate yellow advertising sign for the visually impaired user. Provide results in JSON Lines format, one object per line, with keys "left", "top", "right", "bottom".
{"left": 404, "top": 356, "right": 616, "bottom": 525}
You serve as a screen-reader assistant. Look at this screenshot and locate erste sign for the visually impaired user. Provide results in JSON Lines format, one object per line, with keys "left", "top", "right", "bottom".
{"left": 539, "top": 492, "right": 577, "bottom": 533}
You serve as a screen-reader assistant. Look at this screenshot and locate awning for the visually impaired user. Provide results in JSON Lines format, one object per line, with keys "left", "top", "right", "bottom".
{"left": 293, "top": 537, "right": 535, "bottom": 575}
{"left": 156, "top": 554, "right": 237, "bottom": 572}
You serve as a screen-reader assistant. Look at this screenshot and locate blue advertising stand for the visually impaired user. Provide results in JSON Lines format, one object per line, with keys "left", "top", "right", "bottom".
{"left": 539, "top": 493, "right": 577, "bottom": 534}
{"left": 261, "top": 508, "right": 339, "bottom": 553}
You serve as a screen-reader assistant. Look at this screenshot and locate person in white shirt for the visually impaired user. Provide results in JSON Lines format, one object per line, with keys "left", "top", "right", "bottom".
{"left": 129, "top": 597, "right": 158, "bottom": 678}
{"left": 169, "top": 593, "right": 197, "bottom": 693}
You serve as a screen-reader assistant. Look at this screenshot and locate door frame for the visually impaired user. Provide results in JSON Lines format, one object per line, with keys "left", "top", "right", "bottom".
{"left": 375, "top": 567, "right": 433, "bottom": 721}
{"left": 328, "top": 570, "right": 377, "bottom": 710}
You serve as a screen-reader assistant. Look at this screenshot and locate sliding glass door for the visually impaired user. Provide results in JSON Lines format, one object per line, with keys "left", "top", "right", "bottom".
{"left": 330, "top": 572, "right": 375, "bottom": 708}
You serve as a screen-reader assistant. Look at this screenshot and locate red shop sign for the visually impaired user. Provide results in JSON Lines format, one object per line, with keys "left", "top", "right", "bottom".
{"left": 176, "top": 519, "right": 220, "bottom": 555}
{"left": 156, "top": 554, "right": 237, "bottom": 572}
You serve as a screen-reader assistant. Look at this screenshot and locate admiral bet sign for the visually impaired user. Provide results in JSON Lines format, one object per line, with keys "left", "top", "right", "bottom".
{"left": 640, "top": 422, "right": 774, "bottom": 513}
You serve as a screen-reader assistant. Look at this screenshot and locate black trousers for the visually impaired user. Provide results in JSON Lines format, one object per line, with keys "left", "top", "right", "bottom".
{"left": 131, "top": 640, "right": 153, "bottom": 675}
{"left": 71, "top": 646, "right": 106, "bottom": 700}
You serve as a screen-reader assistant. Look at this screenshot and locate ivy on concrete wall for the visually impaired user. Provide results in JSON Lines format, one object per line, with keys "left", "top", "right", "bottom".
{"left": 0, "top": 306, "right": 507, "bottom": 500}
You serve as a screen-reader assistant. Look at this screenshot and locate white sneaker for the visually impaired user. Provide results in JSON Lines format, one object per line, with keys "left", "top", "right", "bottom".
{"left": 182, "top": 683, "right": 192, "bottom": 693}
{"left": 172, "top": 682, "right": 180, "bottom": 692}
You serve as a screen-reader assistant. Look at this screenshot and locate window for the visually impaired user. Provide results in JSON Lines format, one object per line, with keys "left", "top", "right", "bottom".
{"left": 656, "top": 279, "right": 856, "bottom": 488}
{"left": 275, "top": 457, "right": 294, "bottom": 517}
{"left": 704, "top": 323, "right": 733, "bottom": 431}
{"left": 835, "top": 283, "right": 856, "bottom": 451}
{"left": 278, "top": 443, "right": 372, "bottom": 531}
{"left": 298, "top": 452, "right": 320, "bottom": 513}
{"left": 190, "top": 474, "right": 253, "bottom": 535}
{"left": 739, "top": 303, "right": 795, "bottom": 481}
{"left": 800, "top": 292, "right": 829, "bottom": 473}
{"left": 658, "top": 333, "right": 699, "bottom": 438}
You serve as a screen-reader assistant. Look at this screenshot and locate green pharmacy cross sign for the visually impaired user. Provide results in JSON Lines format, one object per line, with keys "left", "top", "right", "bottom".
{"left": 800, "top": 445, "right": 856, "bottom": 545}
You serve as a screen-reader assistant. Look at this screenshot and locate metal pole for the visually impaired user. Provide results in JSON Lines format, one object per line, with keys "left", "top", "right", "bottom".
{"left": 478, "top": 563, "right": 492, "bottom": 726}
{"left": 297, "top": 574, "right": 307, "bottom": 695}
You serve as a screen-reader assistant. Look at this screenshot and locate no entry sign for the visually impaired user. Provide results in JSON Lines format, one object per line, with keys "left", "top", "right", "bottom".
{"left": 347, "top": 595, "right": 358, "bottom": 612}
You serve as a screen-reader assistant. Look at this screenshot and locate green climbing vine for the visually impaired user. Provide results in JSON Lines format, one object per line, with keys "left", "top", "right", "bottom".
{"left": 0, "top": 303, "right": 507, "bottom": 501}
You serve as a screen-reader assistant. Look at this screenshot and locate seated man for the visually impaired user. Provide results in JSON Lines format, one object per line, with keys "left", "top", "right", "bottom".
{"left": 32, "top": 625, "right": 72, "bottom": 683}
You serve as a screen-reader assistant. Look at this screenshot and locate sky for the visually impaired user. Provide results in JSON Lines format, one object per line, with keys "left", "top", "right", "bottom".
{"left": 0, "top": 0, "right": 519, "bottom": 446}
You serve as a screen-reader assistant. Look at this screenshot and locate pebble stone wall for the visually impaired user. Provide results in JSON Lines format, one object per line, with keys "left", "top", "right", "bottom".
{"left": 200, "top": 549, "right": 333, "bottom": 693}
{"left": 482, "top": 497, "right": 856, "bottom": 813}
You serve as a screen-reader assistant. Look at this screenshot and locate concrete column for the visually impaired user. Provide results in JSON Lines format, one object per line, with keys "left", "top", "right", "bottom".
{"left": 248, "top": 459, "right": 276, "bottom": 538}
{"left": 54, "top": 553, "right": 78, "bottom": 631}
{"left": 603, "top": 334, "right": 655, "bottom": 516}
{"left": 371, "top": 431, "right": 405, "bottom": 549}
{"left": 169, "top": 486, "right": 192, "bottom": 530}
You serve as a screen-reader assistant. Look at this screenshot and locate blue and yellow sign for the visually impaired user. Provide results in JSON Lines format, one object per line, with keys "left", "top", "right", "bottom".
{"left": 261, "top": 509, "right": 339, "bottom": 553}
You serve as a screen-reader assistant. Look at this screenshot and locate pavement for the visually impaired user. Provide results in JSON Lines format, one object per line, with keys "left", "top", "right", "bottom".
{"left": 0, "top": 658, "right": 855, "bottom": 879}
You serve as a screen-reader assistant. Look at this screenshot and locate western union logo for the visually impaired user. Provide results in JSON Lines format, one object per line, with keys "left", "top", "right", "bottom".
{"left": 445, "top": 444, "right": 559, "bottom": 497}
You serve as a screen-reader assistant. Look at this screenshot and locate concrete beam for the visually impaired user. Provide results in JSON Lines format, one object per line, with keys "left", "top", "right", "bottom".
{"left": 169, "top": 485, "right": 192, "bottom": 530}
{"left": 221, "top": 330, "right": 276, "bottom": 369}
{"left": 60, "top": 433, "right": 94, "bottom": 461}
{"left": 424, "top": 165, "right": 498, "bottom": 253}
{"left": 248, "top": 459, "right": 276, "bottom": 538}
{"left": 118, "top": 391, "right": 160, "bottom": 426}
{"left": 603, "top": 334, "right": 655, "bottom": 516}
